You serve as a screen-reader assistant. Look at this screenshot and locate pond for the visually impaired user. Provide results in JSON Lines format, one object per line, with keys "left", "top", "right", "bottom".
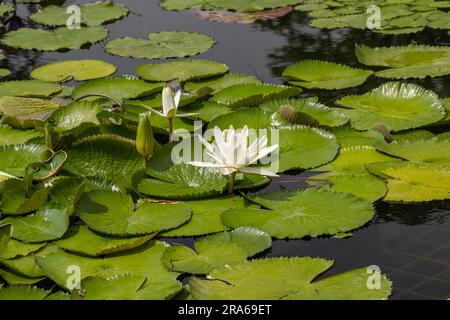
{"left": 0, "top": 0, "right": 449, "bottom": 300}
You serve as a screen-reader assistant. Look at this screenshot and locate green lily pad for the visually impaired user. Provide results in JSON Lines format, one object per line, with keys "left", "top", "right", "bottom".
{"left": 2, "top": 26, "right": 108, "bottom": 51}
{"left": 161, "top": 196, "right": 255, "bottom": 237}
{"left": 0, "top": 125, "right": 41, "bottom": 146}
{"left": 161, "top": 0, "right": 302, "bottom": 12}
{"left": 222, "top": 188, "right": 374, "bottom": 239}
{"left": 77, "top": 191, "right": 191, "bottom": 236}
{"left": 30, "top": 1, "right": 128, "bottom": 26}
{"left": 0, "top": 235, "right": 45, "bottom": 260}
{"left": 337, "top": 82, "right": 445, "bottom": 132}
{"left": 283, "top": 60, "right": 373, "bottom": 89}
{"left": 260, "top": 98, "right": 349, "bottom": 127}
{"left": 356, "top": 44, "right": 450, "bottom": 79}
{"left": 56, "top": 225, "right": 154, "bottom": 257}
{"left": 181, "top": 100, "right": 234, "bottom": 122}
{"left": 184, "top": 73, "right": 261, "bottom": 94}
{"left": 330, "top": 127, "right": 385, "bottom": 148}
{"left": 0, "top": 3, "right": 14, "bottom": 18}
{"left": 0, "top": 268, "right": 45, "bottom": 286}
{"left": 188, "top": 257, "right": 392, "bottom": 299}
{"left": 0, "top": 96, "right": 60, "bottom": 128}
{"left": 0, "top": 144, "right": 45, "bottom": 177}
{"left": 49, "top": 101, "right": 102, "bottom": 134}
{"left": 0, "top": 69, "right": 11, "bottom": 78}
{"left": 135, "top": 59, "right": 228, "bottom": 82}
{"left": 72, "top": 275, "right": 181, "bottom": 300}
{"left": 0, "top": 180, "right": 50, "bottom": 215}
{"left": 35, "top": 241, "right": 180, "bottom": 290}
{"left": 210, "top": 83, "right": 301, "bottom": 107}
{"left": 63, "top": 134, "right": 144, "bottom": 189}
{"left": 106, "top": 31, "right": 215, "bottom": 59}
{"left": 31, "top": 60, "right": 116, "bottom": 82}
{"left": 0, "top": 80, "right": 61, "bottom": 98}
{"left": 376, "top": 137, "right": 450, "bottom": 165}
{"left": 72, "top": 77, "right": 163, "bottom": 102}
{"left": 324, "top": 174, "right": 387, "bottom": 202}
{"left": 381, "top": 163, "right": 450, "bottom": 202}
{"left": 0, "top": 285, "right": 51, "bottom": 300}
{"left": 162, "top": 227, "right": 271, "bottom": 274}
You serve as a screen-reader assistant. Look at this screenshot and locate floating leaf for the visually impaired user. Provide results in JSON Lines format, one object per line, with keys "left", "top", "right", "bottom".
{"left": 330, "top": 127, "right": 385, "bottom": 148}
{"left": 325, "top": 174, "right": 387, "bottom": 202}
{"left": 195, "top": 6, "right": 294, "bottom": 23}
{"left": 0, "top": 180, "right": 50, "bottom": 215}
{"left": 2, "top": 27, "right": 108, "bottom": 51}
{"left": 376, "top": 137, "right": 450, "bottom": 165}
{"left": 0, "top": 3, "right": 14, "bottom": 18}
{"left": 56, "top": 225, "right": 154, "bottom": 257}
{"left": 77, "top": 191, "right": 191, "bottom": 236}
{"left": 0, "top": 80, "right": 61, "bottom": 98}
{"left": 211, "top": 83, "right": 301, "bottom": 107}
{"left": 161, "top": 0, "right": 302, "bottom": 12}
{"left": 30, "top": 1, "right": 128, "bottom": 26}
{"left": 0, "top": 236, "right": 45, "bottom": 260}
{"left": 135, "top": 60, "right": 228, "bottom": 82}
{"left": 356, "top": 44, "right": 450, "bottom": 79}
{"left": 0, "top": 69, "right": 11, "bottom": 78}
{"left": 260, "top": 98, "right": 349, "bottom": 127}
{"left": 222, "top": 188, "right": 374, "bottom": 239}
{"left": 106, "top": 32, "right": 215, "bottom": 59}
{"left": 0, "top": 285, "right": 51, "bottom": 300}
{"left": 0, "top": 144, "right": 45, "bottom": 176}
{"left": 161, "top": 196, "right": 254, "bottom": 237}
{"left": 283, "top": 60, "right": 373, "bottom": 89}
{"left": 64, "top": 135, "right": 143, "bottom": 189}
{"left": 31, "top": 60, "right": 116, "bottom": 82}
{"left": 184, "top": 73, "right": 260, "bottom": 94}
{"left": 337, "top": 82, "right": 445, "bottom": 131}
{"left": 35, "top": 241, "right": 180, "bottom": 290}
{"left": 72, "top": 77, "right": 163, "bottom": 102}
{"left": 0, "top": 268, "right": 45, "bottom": 285}
{"left": 162, "top": 227, "right": 271, "bottom": 274}
{"left": 72, "top": 275, "right": 180, "bottom": 300}
{"left": 188, "top": 257, "right": 392, "bottom": 299}
{"left": 0, "top": 125, "right": 41, "bottom": 146}
{"left": 49, "top": 101, "right": 102, "bottom": 133}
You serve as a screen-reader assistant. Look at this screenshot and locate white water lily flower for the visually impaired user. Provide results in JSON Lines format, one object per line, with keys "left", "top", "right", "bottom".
{"left": 162, "top": 86, "right": 182, "bottom": 118}
{"left": 189, "top": 125, "right": 279, "bottom": 177}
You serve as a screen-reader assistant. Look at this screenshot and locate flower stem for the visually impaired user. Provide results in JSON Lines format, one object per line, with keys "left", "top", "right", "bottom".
{"left": 168, "top": 117, "right": 173, "bottom": 142}
{"left": 228, "top": 171, "right": 237, "bottom": 194}
{"left": 143, "top": 157, "right": 148, "bottom": 169}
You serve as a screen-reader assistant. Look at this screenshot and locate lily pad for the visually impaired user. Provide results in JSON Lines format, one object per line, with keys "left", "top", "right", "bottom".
{"left": 135, "top": 60, "right": 229, "bottom": 82}
{"left": 0, "top": 125, "right": 41, "bottom": 146}
{"left": 0, "top": 180, "right": 50, "bottom": 215}
{"left": 56, "top": 225, "right": 154, "bottom": 257}
{"left": 195, "top": 6, "right": 294, "bottom": 23}
{"left": 324, "top": 174, "right": 387, "bottom": 202}
{"left": 162, "top": 227, "right": 271, "bottom": 274}
{"left": 77, "top": 191, "right": 191, "bottom": 236}
{"left": 184, "top": 73, "right": 260, "bottom": 93}
{"left": 30, "top": 1, "right": 128, "bottom": 26}
{"left": 0, "top": 285, "right": 51, "bottom": 300}
{"left": 0, "top": 3, "right": 14, "bottom": 18}
{"left": 188, "top": 257, "right": 392, "bottom": 299}
{"left": 35, "top": 241, "right": 180, "bottom": 290}
{"left": 330, "top": 127, "right": 385, "bottom": 148}
{"left": 106, "top": 32, "right": 215, "bottom": 59}
{"left": 31, "top": 60, "right": 116, "bottom": 82}
{"left": 72, "top": 77, "right": 163, "bottom": 102}
{"left": 49, "top": 100, "right": 102, "bottom": 134}
{"left": 376, "top": 137, "right": 450, "bottom": 165}
{"left": 337, "top": 82, "right": 445, "bottom": 131}
{"left": 0, "top": 69, "right": 11, "bottom": 78}
{"left": 63, "top": 134, "right": 144, "bottom": 189}
{"left": 161, "top": 0, "right": 302, "bottom": 12}
{"left": 0, "top": 80, "right": 61, "bottom": 98}
{"left": 283, "top": 60, "right": 373, "bottom": 89}
{"left": 222, "top": 188, "right": 374, "bottom": 239}
{"left": 210, "top": 83, "right": 301, "bottom": 107}
{"left": 2, "top": 26, "right": 108, "bottom": 51}
{"left": 72, "top": 275, "right": 180, "bottom": 300}
{"left": 356, "top": 44, "right": 450, "bottom": 79}
{"left": 0, "top": 144, "right": 45, "bottom": 177}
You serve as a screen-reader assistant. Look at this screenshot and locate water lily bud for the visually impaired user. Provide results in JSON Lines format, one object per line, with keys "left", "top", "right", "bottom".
{"left": 162, "top": 87, "right": 176, "bottom": 118}
{"left": 136, "top": 112, "right": 155, "bottom": 159}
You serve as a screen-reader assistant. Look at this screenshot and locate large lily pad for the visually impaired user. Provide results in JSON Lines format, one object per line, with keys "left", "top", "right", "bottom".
{"left": 56, "top": 225, "right": 154, "bottom": 257}
{"left": 2, "top": 27, "right": 108, "bottom": 51}
{"left": 376, "top": 137, "right": 450, "bottom": 165}
{"left": 72, "top": 77, "right": 163, "bottom": 102}
{"left": 222, "top": 188, "right": 374, "bottom": 239}
{"left": 283, "top": 60, "right": 373, "bottom": 89}
{"left": 136, "top": 59, "right": 228, "bottom": 82}
{"left": 210, "top": 83, "right": 301, "bottom": 107}
{"left": 330, "top": 127, "right": 385, "bottom": 148}
{"left": 49, "top": 101, "right": 102, "bottom": 133}
{"left": 0, "top": 285, "right": 51, "bottom": 300}
{"left": 0, "top": 180, "right": 50, "bottom": 215}
{"left": 30, "top": 1, "right": 128, "bottom": 26}
{"left": 31, "top": 60, "right": 116, "bottom": 82}
{"left": 106, "top": 31, "right": 215, "bottom": 59}
{"left": 72, "top": 275, "right": 180, "bottom": 300}
{"left": 0, "top": 125, "right": 41, "bottom": 146}
{"left": 0, "top": 80, "right": 61, "bottom": 98}
{"left": 337, "top": 82, "right": 445, "bottom": 131}
{"left": 185, "top": 73, "right": 261, "bottom": 93}
{"left": 188, "top": 257, "right": 392, "bottom": 299}
{"left": 63, "top": 134, "right": 144, "bottom": 189}
{"left": 0, "top": 144, "right": 45, "bottom": 176}
{"left": 77, "top": 191, "right": 191, "bottom": 236}
{"left": 162, "top": 227, "right": 271, "bottom": 274}
{"left": 35, "top": 241, "right": 180, "bottom": 290}
{"left": 356, "top": 44, "right": 450, "bottom": 79}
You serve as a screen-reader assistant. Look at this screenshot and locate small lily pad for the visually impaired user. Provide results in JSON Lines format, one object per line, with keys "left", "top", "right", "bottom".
{"left": 0, "top": 80, "right": 61, "bottom": 98}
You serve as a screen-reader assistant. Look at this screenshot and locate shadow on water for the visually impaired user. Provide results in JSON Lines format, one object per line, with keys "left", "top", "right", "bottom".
{"left": 0, "top": 0, "right": 449, "bottom": 299}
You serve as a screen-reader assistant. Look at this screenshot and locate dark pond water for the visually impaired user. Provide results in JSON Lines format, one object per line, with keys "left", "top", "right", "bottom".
{"left": 2, "top": 0, "right": 450, "bottom": 300}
